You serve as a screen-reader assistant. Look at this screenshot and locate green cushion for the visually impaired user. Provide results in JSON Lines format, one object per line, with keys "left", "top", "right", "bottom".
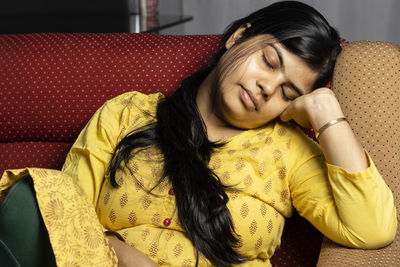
{"left": 0, "top": 176, "right": 56, "bottom": 267}
{"left": 0, "top": 239, "right": 20, "bottom": 267}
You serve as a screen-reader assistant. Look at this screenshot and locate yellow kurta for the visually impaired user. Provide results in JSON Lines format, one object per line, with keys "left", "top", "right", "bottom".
{"left": 1, "top": 91, "right": 397, "bottom": 266}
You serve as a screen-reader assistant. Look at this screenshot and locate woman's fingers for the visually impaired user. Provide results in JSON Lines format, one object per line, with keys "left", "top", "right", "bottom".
{"left": 280, "top": 88, "right": 343, "bottom": 129}
{"left": 279, "top": 105, "right": 292, "bottom": 122}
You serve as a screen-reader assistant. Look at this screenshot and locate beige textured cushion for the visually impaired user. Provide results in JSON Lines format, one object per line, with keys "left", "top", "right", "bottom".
{"left": 317, "top": 41, "right": 400, "bottom": 266}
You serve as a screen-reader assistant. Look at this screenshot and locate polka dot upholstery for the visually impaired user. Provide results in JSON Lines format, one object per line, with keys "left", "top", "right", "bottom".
{"left": 317, "top": 41, "right": 400, "bottom": 266}
{"left": 0, "top": 142, "right": 72, "bottom": 172}
{"left": 0, "top": 33, "right": 220, "bottom": 143}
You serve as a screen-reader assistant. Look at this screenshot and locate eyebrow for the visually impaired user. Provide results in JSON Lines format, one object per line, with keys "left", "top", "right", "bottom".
{"left": 268, "top": 44, "right": 305, "bottom": 96}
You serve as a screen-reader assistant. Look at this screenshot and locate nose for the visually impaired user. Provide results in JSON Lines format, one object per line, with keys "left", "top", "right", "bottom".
{"left": 257, "top": 74, "right": 283, "bottom": 99}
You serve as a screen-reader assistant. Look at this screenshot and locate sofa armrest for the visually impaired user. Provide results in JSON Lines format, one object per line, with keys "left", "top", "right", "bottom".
{"left": 317, "top": 41, "right": 400, "bottom": 266}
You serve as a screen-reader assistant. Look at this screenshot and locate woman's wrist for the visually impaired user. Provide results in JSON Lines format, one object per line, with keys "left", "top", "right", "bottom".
{"left": 307, "top": 93, "right": 345, "bottom": 132}
{"left": 315, "top": 117, "right": 348, "bottom": 139}
{"left": 105, "top": 230, "right": 125, "bottom": 242}
{"left": 107, "top": 235, "right": 159, "bottom": 267}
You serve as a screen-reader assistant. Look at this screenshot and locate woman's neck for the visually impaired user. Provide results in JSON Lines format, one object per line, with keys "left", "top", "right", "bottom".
{"left": 196, "top": 71, "right": 245, "bottom": 142}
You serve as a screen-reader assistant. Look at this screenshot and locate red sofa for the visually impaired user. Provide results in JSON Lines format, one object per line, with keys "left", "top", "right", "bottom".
{"left": 1, "top": 33, "right": 398, "bottom": 266}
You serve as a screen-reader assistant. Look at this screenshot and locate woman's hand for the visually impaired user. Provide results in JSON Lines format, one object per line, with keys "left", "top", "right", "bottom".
{"left": 280, "top": 87, "right": 369, "bottom": 173}
{"left": 107, "top": 235, "right": 159, "bottom": 267}
{"left": 280, "top": 87, "right": 344, "bottom": 131}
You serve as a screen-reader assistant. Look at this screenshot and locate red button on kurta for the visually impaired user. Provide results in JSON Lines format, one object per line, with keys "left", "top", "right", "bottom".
{"left": 168, "top": 188, "right": 174, "bottom": 195}
{"left": 163, "top": 218, "right": 171, "bottom": 226}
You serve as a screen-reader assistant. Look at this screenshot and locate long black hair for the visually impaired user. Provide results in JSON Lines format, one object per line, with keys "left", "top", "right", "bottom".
{"left": 109, "top": 1, "right": 341, "bottom": 266}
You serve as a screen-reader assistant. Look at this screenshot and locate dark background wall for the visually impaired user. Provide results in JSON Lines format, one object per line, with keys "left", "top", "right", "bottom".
{"left": 0, "top": 0, "right": 129, "bottom": 33}
{"left": 0, "top": 0, "right": 127, "bottom": 14}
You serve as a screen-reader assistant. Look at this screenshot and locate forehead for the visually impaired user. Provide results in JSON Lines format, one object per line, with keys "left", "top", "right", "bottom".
{"left": 253, "top": 37, "right": 318, "bottom": 94}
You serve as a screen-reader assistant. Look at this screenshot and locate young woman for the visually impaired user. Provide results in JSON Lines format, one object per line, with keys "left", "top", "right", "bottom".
{"left": 0, "top": 1, "right": 397, "bottom": 267}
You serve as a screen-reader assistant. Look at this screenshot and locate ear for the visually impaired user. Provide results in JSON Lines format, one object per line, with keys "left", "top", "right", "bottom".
{"left": 225, "top": 23, "right": 251, "bottom": 49}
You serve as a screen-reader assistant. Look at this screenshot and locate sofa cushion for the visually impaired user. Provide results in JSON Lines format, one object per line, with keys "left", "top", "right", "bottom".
{"left": 0, "top": 33, "right": 221, "bottom": 142}
{"left": 0, "top": 142, "right": 72, "bottom": 175}
{"left": 317, "top": 41, "right": 400, "bottom": 267}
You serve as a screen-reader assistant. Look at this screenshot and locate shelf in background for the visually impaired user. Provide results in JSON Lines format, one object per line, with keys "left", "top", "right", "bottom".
{"left": 129, "top": 14, "right": 192, "bottom": 33}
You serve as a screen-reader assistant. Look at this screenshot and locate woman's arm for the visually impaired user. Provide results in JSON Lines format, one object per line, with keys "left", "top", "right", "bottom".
{"left": 61, "top": 97, "right": 121, "bottom": 206}
{"left": 62, "top": 91, "right": 160, "bottom": 206}
{"left": 62, "top": 92, "right": 163, "bottom": 265}
{"left": 281, "top": 88, "right": 368, "bottom": 173}
{"left": 286, "top": 129, "right": 396, "bottom": 249}
{"left": 107, "top": 236, "right": 158, "bottom": 267}
{"left": 281, "top": 92, "right": 397, "bottom": 248}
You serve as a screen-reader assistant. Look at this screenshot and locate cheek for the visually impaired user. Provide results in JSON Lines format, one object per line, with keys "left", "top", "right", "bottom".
{"left": 218, "top": 83, "right": 241, "bottom": 109}
{"left": 213, "top": 86, "right": 241, "bottom": 122}
{"left": 260, "top": 99, "right": 289, "bottom": 118}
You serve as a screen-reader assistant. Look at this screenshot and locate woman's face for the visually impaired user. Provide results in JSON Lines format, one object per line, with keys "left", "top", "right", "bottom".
{"left": 214, "top": 35, "right": 319, "bottom": 129}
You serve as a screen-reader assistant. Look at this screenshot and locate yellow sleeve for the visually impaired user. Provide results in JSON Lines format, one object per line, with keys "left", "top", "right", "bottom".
{"left": 61, "top": 91, "right": 161, "bottom": 208}
{"left": 288, "top": 129, "right": 397, "bottom": 249}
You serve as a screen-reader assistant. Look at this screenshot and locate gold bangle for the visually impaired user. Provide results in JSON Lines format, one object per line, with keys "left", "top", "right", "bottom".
{"left": 315, "top": 117, "right": 348, "bottom": 139}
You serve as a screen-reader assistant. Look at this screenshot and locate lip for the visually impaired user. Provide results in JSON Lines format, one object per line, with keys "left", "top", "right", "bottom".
{"left": 240, "top": 86, "right": 258, "bottom": 111}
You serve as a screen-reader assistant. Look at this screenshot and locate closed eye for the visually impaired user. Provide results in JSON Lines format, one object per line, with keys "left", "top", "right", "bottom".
{"left": 281, "top": 86, "right": 298, "bottom": 102}
{"left": 281, "top": 86, "right": 291, "bottom": 101}
{"left": 262, "top": 54, "right": 274, "bottom": 70}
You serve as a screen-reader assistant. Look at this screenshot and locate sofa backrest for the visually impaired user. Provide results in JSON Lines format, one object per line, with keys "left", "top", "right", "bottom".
{"left": 0, "top": 33, "right": 221, "bottom": 143}
{"left": 0, "top": 33, "right": 221, "bottom": 173}
{"left": 317, "top": 40, "right": 400, "bottom": 267}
